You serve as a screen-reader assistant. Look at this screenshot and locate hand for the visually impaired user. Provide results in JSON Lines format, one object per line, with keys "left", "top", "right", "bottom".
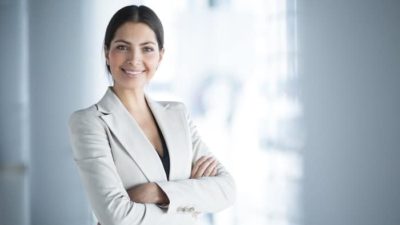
{"left": 191, "top": 156, "right": 218, "bottom": 179}
{"left": 127, "top": 182, "right": 169, "bottom": 205}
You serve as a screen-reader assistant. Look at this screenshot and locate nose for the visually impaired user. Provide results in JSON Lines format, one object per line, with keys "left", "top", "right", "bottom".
{"left": 127, "top": 48, "right": 141, "bottom": 65}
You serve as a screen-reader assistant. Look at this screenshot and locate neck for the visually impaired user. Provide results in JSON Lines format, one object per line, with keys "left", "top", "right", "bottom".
{"left": 111, "top": 86, "right": 147, "bottom": 113}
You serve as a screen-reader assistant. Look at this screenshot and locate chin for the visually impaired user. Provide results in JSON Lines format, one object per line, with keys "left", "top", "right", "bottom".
{"left": 114, "top": 81, "right": 146, "bottom": 91}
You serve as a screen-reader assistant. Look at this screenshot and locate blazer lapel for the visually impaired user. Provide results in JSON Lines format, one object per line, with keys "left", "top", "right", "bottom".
{"left": 146, "top": 96, "right": 192, "bottom": 180}
{"left": 96, "top": 88, "right": 167, "bottom": 182}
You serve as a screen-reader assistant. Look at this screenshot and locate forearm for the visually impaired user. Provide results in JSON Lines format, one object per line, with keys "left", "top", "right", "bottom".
{"left": 156, "top": 170, "right": 236, "bottom": 214}
{"left": 127, "top": 156, "right": 221, "bottom": 206}
{"left": 127, "top": 182, "right": 169, "bottom": 205}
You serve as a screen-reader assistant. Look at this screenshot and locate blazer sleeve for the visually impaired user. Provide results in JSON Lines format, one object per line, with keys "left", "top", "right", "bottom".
{"left": 68, "top": 108, "right": 165, "bottom": 225}
{"left": 156, "top": 104, "right": 236, "bottom": 214}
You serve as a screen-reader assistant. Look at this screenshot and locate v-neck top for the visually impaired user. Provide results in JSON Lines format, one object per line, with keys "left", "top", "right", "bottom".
{"left": 156, "top": 122, "right": 170, "bottom": 180}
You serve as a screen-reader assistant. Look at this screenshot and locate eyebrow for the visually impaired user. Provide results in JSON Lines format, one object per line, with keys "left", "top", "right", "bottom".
{"left": 113, "top": 40, "right": 130, "bottom": 44}
{"left": 113, "top": 39, "right": 156, "bottom": 46}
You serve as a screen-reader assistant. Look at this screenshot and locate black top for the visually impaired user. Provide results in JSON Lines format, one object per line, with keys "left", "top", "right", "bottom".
{"left": 156, "top": 124, "right": 170, "bottom": 180}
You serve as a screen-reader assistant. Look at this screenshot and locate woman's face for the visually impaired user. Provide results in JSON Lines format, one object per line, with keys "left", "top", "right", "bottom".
{"left": 106, "top": 22, "right": 164, "bottom": 91}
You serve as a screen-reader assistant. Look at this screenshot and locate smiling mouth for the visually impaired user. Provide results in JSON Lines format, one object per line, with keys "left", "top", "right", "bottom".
{"left": 122, "top": 68, "right": 145, "bottom": 77}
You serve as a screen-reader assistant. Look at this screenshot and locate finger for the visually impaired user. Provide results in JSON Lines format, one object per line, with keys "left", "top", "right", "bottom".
{"left": 203, "top": 159, "right": 218, "bottom": 177}
{"left": 192, "top": 156, "right": 213, "bottom": 179}
{"left": 193, "top": 157, "right": 215, "bottom": 178}
{"left": 191, "top": 156, "right": 208, "bottom": 171}
{"left": 210, "top": 166, "right": 218, "bottom": 176}
{"left": 191, "top": 156, "right": 204, "bottom": 178}
{"left": 191, "top": 156, "right": 210, "bottom": 178}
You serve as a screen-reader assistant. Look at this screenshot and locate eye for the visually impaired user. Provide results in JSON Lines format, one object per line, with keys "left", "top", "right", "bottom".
{"left": 116, "top": 45, "right": 128, "bottom": 51}
{"left": 143, "top": 46, "right": 154, "bottom": 52}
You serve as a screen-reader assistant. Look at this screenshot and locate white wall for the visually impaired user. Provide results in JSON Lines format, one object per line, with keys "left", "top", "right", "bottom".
{"left": 0, "top": 0, "right": 29, "bottom": 224}
{"left": 299, "top": 0, "right": 400, "bottom": 225}
{"left": 28, "top": 1, "right": 94, "bottom": 224}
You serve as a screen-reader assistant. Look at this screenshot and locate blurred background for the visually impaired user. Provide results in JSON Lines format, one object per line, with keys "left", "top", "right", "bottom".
{"left": 0, "top": 0, "right": 399, "bottom": 225}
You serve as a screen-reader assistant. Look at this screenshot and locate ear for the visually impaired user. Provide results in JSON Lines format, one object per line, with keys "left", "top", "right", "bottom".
{"left": 104, "top": 46, "right": 110, "bottom": 65}
{"left": 158, "top": 48, "right": 165, "bottom": 63}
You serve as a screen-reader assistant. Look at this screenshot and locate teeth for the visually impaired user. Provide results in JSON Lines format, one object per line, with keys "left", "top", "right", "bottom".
{"left": 123, "top": 69, "right": 143, "bottom": 75}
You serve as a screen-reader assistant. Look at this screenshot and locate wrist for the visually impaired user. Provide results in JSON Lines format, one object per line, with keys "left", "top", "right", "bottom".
{"left": 153, "top": 183, "right": 169, "bottom": 205}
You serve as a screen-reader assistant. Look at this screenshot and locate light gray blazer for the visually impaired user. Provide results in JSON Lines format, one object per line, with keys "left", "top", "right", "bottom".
{"left": 68, "top": 88, "right": 235, "bottom": 225}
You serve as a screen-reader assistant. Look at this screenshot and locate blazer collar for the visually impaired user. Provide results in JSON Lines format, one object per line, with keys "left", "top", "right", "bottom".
{"left": 95, "top": 87, "right": 179, "bottom": 182}
{"left": 96, "top": 87, "right": 169, "bottom": 115}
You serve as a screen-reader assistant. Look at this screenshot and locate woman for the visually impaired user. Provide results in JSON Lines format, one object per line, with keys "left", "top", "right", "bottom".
{"left": 68, "top": 5, "right": 235, "bottom": 225}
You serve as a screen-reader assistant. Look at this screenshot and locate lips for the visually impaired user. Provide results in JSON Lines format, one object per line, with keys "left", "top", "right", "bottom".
{"left": 121, "top": 68, "right": 145, "bottom": 77}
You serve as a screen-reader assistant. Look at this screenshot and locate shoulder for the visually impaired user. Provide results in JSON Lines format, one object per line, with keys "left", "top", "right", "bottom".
{"left": 69, "top": 105, "right": 98, "bottom": 122}
{"left": 68, "top": 105, "right": 104, "bottom": 130}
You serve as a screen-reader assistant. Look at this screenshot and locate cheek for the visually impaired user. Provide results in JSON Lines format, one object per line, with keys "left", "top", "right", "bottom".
{"left": 145, "top": 56, "right": 160, "bottom": 69}
{"left": 148, "top": 62, "right": 158, "bottom": 70}
{"left": 109, "top": 51, "right": 125, "bottom": 64}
